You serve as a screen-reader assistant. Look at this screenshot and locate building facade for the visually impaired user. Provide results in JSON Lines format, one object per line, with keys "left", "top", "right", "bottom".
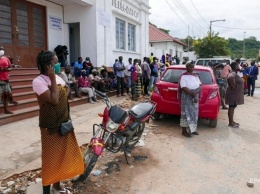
{"left": 0, "top": 0, "right": 150, "bottom": 68}
{"left": 149, "top": 24, "right": 186, "bottom": 64}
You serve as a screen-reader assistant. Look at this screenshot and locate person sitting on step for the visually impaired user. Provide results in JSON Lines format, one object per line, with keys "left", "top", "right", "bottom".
{"left": 78, "top": 70, "right": 97, "bottom": 104}
{"left": 100, "top": 69, "right": 112, "bottom": 92}
{"left": 89, "top": 69, "right": 105, "bottom": 93}
{"left": 60, "top": 65, "right": 81, "bottom": 100}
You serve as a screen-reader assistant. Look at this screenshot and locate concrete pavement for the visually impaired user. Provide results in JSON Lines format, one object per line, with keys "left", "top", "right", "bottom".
{"left": 1, "top": 78, "right": 260, "bottom": 193}
{"left": 0, "top": 95, "right": 128, "bottom": 193}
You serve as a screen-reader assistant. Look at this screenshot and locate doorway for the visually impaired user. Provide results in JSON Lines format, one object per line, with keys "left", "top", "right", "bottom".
{"left": 69, "top": 23, "right": 80, "bottom": 66}
{"left": 0, "top": 0, "right": 47, "bottom": 68}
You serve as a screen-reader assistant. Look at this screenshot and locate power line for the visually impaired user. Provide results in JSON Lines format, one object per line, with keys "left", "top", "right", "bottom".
{"left": 165, "top": 0, "right": 186, "bottom": 26}
{"left": 189, "top": 0, "right": 208, "bottom": 26}
{"left": 170, "top": 0, "right": 206, "bottom": 37}
{"left": 165, "top": 0, "right": 202, "bottom": 38}
{"left": 212, "top": 24, "right": 260, "bottom": 31}
{"left": 174, "top": 0, "right": 208, "bottom": 32}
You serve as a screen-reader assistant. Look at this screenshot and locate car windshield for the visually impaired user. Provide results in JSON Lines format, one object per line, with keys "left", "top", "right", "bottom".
{"left": 161, "top": 69, "right": 213, "bottom": 85}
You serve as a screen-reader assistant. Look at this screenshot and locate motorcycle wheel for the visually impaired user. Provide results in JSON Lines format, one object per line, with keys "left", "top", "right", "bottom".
{"left": 127, "top": 122, "right": 145, "bottom": 149}
{"left": 72, "top": 146, "right": 99, "bottom": 182}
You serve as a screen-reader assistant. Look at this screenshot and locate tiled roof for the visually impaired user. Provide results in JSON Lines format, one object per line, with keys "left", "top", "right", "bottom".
{"left": 149, "top": 24, "right": 186, "bottom": 46}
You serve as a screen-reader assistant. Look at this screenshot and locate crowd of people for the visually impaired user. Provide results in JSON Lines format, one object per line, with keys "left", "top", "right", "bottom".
{"left": 55, "top": 52, "right": 181, "bottom": 102}
{"left": 178, "top": 58, "right": 259, "bottom": 138}
{"left": 212, "top": 59, "right": 258, "bottom": 128}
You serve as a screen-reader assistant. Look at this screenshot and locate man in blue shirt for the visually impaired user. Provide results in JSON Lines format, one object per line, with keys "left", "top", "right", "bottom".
{"left": 115, "top": 56, "right": 126, "bottom": 97}
{"left": 73, "top": 57, "right": 83, "bottom": 78}
{"left": 247, "top": 61, "right": 258, "bottom": 97}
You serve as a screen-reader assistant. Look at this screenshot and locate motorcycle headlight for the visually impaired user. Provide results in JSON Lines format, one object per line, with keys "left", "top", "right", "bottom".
{"left": 106, "top": 118, "right": 119, "bottom": 133}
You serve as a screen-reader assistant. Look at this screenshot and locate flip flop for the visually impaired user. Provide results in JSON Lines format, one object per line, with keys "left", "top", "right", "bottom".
{"left": 4, "top": 110, "right": 14, "bottom": 114}
{"left": 52, "top": 188, "right": 71, "bottom": 194}
{"left": 233, "top": 122, "right": 240, "bottom": 126}
{"left": 10, "top": 101, "right": 19, "bottom": 105}
{"left": 228, "top": 123, "right": 239, "bottom": 128}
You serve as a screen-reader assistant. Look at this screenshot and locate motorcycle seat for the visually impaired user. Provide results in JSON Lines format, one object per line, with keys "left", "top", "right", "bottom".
{"left": 129, "top": 102, "right": 153, "bottom": 120}
{"left": 109, "top": 105, "right": 127, "bottom": 123}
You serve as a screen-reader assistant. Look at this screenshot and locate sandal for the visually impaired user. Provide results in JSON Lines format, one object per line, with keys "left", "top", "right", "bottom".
{"left": 4, "top": 110, "right": 14, "bottom": 114}
{"left": 182, "top": 129, "right": 192, "bottom": 138}
{"left": 10, "top": 101, "right": 19, "bottom": 105}
{"left": 192, "top": 131, "right": 199, "bottom": 135}
{"left": 233, "top": 122, "right": 240, "bottom": 126}
{"left": 52, "top": 187, "right": 71, "bottom": 194}
{"left": 228, "top": 123, "right": 239, "bottom": 128}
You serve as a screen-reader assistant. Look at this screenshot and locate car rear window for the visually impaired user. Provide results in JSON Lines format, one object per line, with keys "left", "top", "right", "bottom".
{"left": 161, "top": 69, "right": 213, "bottom": 85}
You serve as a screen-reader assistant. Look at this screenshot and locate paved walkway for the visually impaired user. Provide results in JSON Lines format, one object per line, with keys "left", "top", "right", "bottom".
{"left": 1, "top": 77, "right": 260, "bottom": 193}
{"left": 0, "top": 96, "right": 127, "bottom": 193}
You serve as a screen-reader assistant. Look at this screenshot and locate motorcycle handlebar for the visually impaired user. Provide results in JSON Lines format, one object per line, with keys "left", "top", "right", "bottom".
{"left": 95, "top": 90, "right": 107, "bottom": 98}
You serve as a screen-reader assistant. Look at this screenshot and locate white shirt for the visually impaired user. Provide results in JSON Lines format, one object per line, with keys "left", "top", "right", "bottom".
{"left": 237, "top": 65, "right": 243, "bottom": 77}
{"left": 124, "top": 63, "right": 132, "bottom": 76}
{"left": 180, "top": 75, "right": 201, "bottom": 90}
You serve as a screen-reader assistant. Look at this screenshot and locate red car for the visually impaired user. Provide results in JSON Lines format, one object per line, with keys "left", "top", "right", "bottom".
{"left": 151, "top": 65, "right": 220, "bottom": 127}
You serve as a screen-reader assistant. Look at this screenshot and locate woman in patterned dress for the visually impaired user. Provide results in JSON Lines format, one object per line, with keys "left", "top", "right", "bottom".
{"left": 179, "top": 62, "right": 202, "bottom": 138}
{"left": 32, "top": 51, "right": 84, "bottom": 194}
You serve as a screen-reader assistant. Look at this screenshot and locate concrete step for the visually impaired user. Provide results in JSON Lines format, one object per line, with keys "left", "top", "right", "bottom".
{"left": 0, "top": 106, "right": 39, "bottom": 126}
{"left": 0, "top": 90, "right": 117, "bottom": 126}
{"left": 0, "top": 98, "right": 38, "bottom": 113}
{"left": 9, "top": 68, "right": 39, "bottom": 75}
{"left": 9, "top": 73, "right": 38, "bottom": 80}
{"left": 12, "top": 84, "right": 32, "bottom": 94}
{"left": 13, "top": 91, "right": 36, "bottom": 101}
{"left": 10, "top": 79, "right": 33, "bottom": 87}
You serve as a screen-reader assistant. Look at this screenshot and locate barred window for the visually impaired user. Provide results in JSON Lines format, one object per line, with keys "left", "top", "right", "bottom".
{"left": 116, "top": 18, "right": 125, "bottom": 50}
{"left": 128, "top": 23, "right": 135, "bottom": 51}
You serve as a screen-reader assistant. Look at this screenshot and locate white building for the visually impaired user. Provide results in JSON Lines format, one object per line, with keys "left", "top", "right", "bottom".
{"left": 0, "top": 0, "right": 150, "bottom": 68}
{"left": 149, "top": 24, "right": 186, "bottom": 64}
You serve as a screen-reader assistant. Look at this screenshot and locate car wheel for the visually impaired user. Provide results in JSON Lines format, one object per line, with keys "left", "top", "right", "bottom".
{"left": 209, "top": 119, "right": 217, "bottom": 128}
{"left": 152, "top": 112, "right": 161, "bottom": 120}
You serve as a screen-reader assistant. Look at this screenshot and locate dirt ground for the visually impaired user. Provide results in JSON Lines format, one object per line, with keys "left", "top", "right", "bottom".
{"left": 1, "top": 93, "right": 260, "bottom": 194}
{"left": 72, "top": 93, "right": 260, "bottom": 194}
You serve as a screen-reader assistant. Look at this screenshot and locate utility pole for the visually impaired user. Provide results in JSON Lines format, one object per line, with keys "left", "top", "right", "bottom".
{"left": 209, "top": 19, "right": 225, "bottom": 36}
{"left": 188, "top": 25, "right": 190, "bottom": 60}
{"left": 243, "top": 32, "right": 246, "bottom": 58}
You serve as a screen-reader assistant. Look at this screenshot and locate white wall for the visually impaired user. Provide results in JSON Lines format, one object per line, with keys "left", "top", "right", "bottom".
{"left": 29, "top": 0, "right": 150, "bottom": 68}
{"left": 64, "top": 3, "right": 97, "bottom": 66}
{"left": 182, "top": 51, "right": 197, "bottom": 62}
{"left": 149, "top": 41, "right": 184, "bottom": 63}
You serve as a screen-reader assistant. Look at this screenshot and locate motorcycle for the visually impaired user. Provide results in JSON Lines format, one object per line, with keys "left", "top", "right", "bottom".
{"left": 73, "top": 90, "right": 156, "bottom": 182}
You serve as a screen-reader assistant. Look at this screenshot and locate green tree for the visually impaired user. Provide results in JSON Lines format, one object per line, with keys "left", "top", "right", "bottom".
{"left": 193, "top": 33, "right": 231, "bottom": 58}
{"left": 227, "top": 36, "right": 260, "bottom": 59}
{"left": 181, "top": 36, "right": 195, "bottom": 51}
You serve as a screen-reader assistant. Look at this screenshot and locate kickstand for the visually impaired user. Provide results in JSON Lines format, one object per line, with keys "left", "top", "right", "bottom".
{"left": 123, "top": 149, "right": 130, "bottom": 165}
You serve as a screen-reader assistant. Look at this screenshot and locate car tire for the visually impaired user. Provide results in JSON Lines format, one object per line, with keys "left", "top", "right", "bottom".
{"left": 209, "top": 119, "right": 217, "bottom": 128}
{"left": 153, "top": 112, "right": 161, "bottom": 120}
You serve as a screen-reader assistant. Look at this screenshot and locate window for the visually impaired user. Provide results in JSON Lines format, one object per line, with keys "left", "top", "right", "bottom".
{"left": 116, "top": 18, "right": 125, "bottom": 50}
{"left": 128, "top": 23, "right": 135, "bottom": 51}
{"left": 161, "top": 69, "right": 185, "bottom": 83}
{"left": 161, "top": 69, "right": 213, "bottom": 85}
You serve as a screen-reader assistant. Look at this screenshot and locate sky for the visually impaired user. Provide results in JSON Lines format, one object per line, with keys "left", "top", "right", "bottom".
{"left": 149, "top": 0, "right": 260, "bottom": 41}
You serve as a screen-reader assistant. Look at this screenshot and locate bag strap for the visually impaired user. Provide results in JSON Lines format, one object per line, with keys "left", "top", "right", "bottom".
{"left": 40, "top": 75, "right": 71, "bottom": 123}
